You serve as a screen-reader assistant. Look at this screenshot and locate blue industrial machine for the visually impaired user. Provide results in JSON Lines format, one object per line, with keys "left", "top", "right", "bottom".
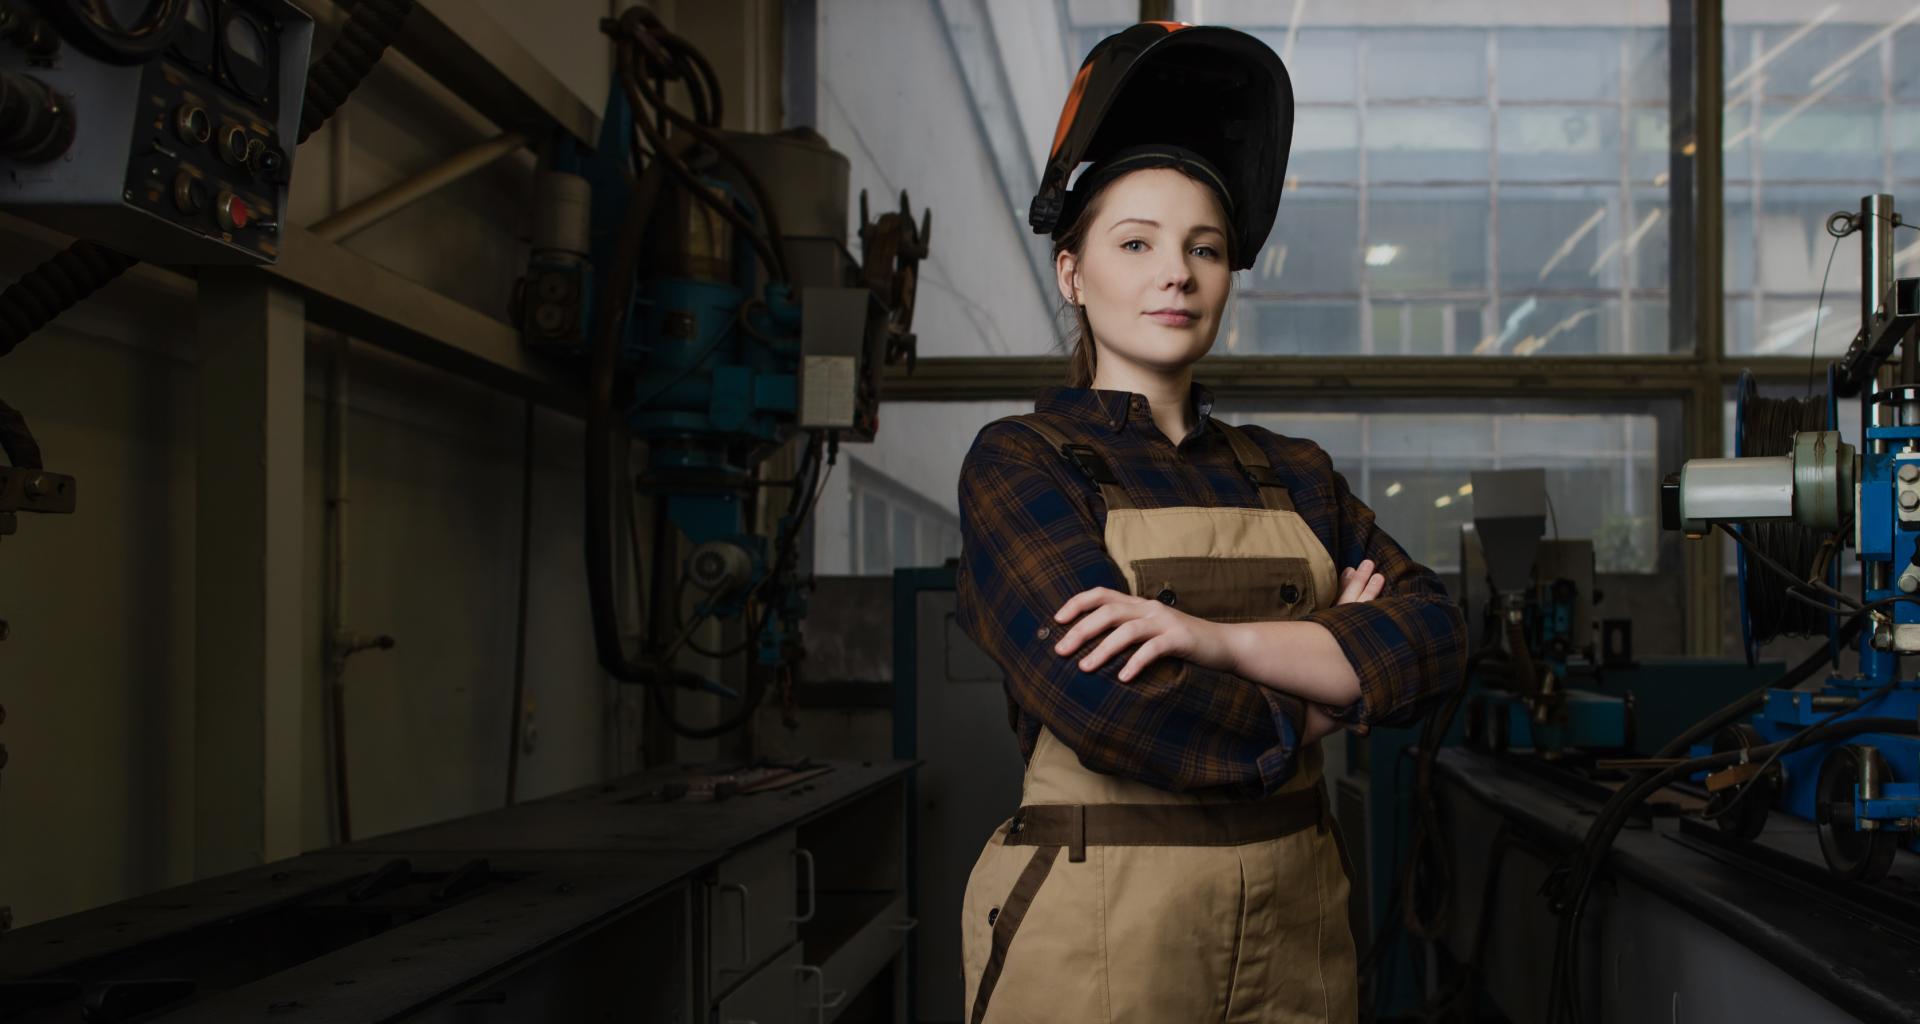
{"left": 1664, "top": 193, "right": 1920, "bottom": 881}
{"left": 518, "top": 9, "right": 928, "bottom": 717}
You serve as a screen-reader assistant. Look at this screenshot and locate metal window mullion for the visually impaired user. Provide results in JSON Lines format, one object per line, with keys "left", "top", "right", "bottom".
{"left": 1619, "top": 29, "right": 1635, "bottom": 354}
{"left": 1748, "top": 26, "right": 1766, "bottom": 358}
{"left": 1486, "top": 28, "right": 1501, "bottom": 353}
{"left": 1357, "top": 34, "right": 1373, "bottom": 355}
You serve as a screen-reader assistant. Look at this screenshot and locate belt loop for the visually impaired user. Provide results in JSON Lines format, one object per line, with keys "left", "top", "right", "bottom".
{"left": 1068, "top": 805, "right": 1087, "bottom": 863}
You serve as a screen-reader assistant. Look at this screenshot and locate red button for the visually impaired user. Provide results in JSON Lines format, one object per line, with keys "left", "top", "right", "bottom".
{"left": 215, "top": 190, "right": 251, "bottom": 232}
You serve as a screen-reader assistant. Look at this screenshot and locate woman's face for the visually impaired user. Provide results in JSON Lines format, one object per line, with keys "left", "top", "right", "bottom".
{"left": 1057, "top": 167, "right": 1232, "bottom": 378}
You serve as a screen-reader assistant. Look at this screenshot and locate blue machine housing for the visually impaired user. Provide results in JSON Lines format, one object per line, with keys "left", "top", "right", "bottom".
{"left": 540, "top": 81, "right": 821, "bottom": 669}
{"left": 1695, "top": 376, "right": 1920, "bottom": 855}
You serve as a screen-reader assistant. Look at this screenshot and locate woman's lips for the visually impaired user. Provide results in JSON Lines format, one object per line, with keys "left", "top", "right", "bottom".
{"left": 1145, "top": 310, "right": 1199, "bottom": 326}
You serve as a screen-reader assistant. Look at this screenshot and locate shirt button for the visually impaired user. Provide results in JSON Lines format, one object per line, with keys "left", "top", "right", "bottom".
{"left": 1035, "top": 626, "right": 1052, "bottom": 640}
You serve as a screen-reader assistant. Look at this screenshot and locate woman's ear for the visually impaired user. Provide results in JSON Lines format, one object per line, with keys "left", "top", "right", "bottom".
{"left": 1055, "top": 250, "right": 1080, "bottom": 306}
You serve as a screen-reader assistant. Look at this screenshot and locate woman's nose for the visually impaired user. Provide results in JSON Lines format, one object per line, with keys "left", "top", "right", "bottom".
{"left": 1161, "top": 257, "right": 1193, "bottom": 291}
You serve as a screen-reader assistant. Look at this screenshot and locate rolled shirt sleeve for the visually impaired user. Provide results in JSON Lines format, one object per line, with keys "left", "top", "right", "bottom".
{"left": 1287, "top": 438, "right": 1469, "bottom": 731}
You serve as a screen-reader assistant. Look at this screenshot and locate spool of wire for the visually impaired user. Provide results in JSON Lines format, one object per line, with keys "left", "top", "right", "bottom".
{"left": 1732, "top": 370, "right": 1842, "bottom": 662}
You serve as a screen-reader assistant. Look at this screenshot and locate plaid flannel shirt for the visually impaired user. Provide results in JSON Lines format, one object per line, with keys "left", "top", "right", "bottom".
{"left": 954, "top": 383, "right": 1466, "bottom": 796}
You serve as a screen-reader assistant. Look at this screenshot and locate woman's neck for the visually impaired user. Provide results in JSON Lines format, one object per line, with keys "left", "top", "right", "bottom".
{"left": 1090, "top": 366, "right": 1196, "bottom": 443}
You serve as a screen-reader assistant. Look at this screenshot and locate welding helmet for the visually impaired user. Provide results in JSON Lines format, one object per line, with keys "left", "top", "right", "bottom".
{"left": 1031, "top": 21, "right": 1293, "bottom": 272}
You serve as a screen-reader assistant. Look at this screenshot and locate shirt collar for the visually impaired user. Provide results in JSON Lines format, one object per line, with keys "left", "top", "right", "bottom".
{"left": 1033, "top": 381, "right": 1216, "bottom": 435}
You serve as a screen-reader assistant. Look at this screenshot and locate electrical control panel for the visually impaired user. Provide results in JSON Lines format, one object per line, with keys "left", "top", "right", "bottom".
{"left": 0, "top": 0, "right": 312, "bottom": 264}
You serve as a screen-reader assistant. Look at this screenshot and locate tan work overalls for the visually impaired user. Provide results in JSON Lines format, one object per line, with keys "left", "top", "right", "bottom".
{"left": 961, "top": 415, "right": 1358, "bottom": 1024}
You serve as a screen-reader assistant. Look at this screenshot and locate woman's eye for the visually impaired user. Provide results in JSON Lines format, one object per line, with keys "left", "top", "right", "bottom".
{"left": 1191, "top": 245, "right": 1219, "bottom": 259}
{"left": 1121, "top": 239, "right": 1147, "bottom": 253}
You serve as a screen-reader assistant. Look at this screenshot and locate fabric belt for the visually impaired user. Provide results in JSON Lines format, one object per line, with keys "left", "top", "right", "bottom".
{"left": 1003, "top": 783, "right": 1326, "bottom": 863}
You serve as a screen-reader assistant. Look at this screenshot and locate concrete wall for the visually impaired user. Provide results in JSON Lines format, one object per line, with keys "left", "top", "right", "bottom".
{"left": 0, "top": 0, "right": 768, "bottom": 927}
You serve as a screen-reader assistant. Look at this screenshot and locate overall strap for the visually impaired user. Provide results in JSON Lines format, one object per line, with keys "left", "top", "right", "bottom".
{"left": 988, "top": 415, "right": 1138, "bottom": 511}
{"left": 1210, "top": 420, "right": 1295, "bottom": 513}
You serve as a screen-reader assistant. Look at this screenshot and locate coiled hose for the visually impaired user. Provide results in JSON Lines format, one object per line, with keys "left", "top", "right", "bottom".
{"left": 299, "top": 0, "right": 415, "bottom": 145}
{"left": 1735, "top": 379, "right": 1836, "bottom": 645}
{"left": 0, "top": 240, "right": 136, "bottom": 357}
{"left": 0, "top": 0, "right": 415, "bottom": 359}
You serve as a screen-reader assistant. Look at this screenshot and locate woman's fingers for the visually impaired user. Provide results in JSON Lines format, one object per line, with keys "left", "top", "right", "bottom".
{"left": 1359, "top": 572, "right": 1386, "bottom": 602}
{"left": 1053, "top": 586, "right": 1122, "bottom": 624}
{"left": 1118, "top": 635, "right": 1167, "bottom": 682}
{"left": 1076, "top": 617, "right": 1145, "bottom": 673}
{"left": 1337, "top": 559, "right": 1376, "bottom": 604}
{"left": 1053, "top": 600, "right": 1128, "bottom": 655}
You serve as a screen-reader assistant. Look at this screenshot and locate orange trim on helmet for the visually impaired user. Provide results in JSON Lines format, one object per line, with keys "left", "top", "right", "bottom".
{"left": 1139, "top": 20, "right": 1191, "bottom": 31}
{"left": 1049, "top": 63, "right": 1094, "bottom": 161}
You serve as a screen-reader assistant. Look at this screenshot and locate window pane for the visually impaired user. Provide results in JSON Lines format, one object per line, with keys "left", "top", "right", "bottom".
{"left": 1291, "top": 108, "right": 1360, "bottom": 183}
{"left": 1368, "top": 30, "right": 1485, "bottom": 101}
{"left": 1231, "top": 300, "right": 1361, "bottom": 356}
{"left": 1286, "top": 29, "right": 1359, "bottom": 103}
{"left": 1499, "top": 188, "right": 1619, "bottom": 292}
{"left": 1498, "top": 30, "right": 1621, "bottom": 101}
{"left": 1253, "top": 190, "right": 1358, "bottom": 294}
{"left": 1495, "top": 297, "right": 1619, "bottom": 356}
{"left": 1498, "top": 108, "right": 1620, "bottom": 182}
{"left": 1368, "top": 188, "right": 1489, "bottom": 293}
{"left": 1368, "top": 108, "right": 1490, "bottom": 184}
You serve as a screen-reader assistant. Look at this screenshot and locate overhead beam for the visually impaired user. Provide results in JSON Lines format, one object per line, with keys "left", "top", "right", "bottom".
{"left": 883, "top": 355, "right": 1709, "bottom": 401}
{"left": 390, "top": 0, "right": 601, "bottom": 146}
{"left": 258, "top": 227, "right": 582, "bottom": 415}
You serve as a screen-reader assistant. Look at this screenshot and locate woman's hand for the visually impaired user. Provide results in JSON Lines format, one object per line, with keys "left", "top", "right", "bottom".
{"left": 1338, "top": 559, "right": 1385, "bottom": 604}
{"left": 1300, "top": 558, "right": 1385, "bottom": 742}
{"left": 1048, "top": 587, "right": 1235, "bottom": 682}
{"left": 1051, "top": 559, "right": 1387, "bottom": 684}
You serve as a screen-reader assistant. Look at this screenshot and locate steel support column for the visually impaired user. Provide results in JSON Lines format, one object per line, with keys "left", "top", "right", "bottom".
{"left": 1682, "top": 0, "right": 1726, "bottom": 656}
{"left": 193, "top": 272, "right": 306, "bottom": 875}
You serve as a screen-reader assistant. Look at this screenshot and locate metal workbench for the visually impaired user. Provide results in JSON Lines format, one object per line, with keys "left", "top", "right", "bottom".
{"left": 0, "top": 759, "right": 915, "bottom": 1023}
{"left": 1430, "top": 748, "right": 1920, "bottom": 1023}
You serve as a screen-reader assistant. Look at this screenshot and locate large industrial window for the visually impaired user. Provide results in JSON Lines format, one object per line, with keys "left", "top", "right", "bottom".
{"left": 1724, "top": 5, "right": 1920, "bottom": 355}
{"left": 1063, "top": 5, "right": 1678, "bottom": 357}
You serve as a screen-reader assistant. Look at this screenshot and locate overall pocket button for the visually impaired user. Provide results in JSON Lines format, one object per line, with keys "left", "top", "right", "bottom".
{"left": 1279, "top": 583, "right": 1301, "bottom": 604}
{"left": 1155, "top": 587, "right": 1177, "bottom": 606}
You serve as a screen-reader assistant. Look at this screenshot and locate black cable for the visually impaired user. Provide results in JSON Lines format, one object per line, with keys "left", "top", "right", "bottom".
{"left": 583, "top": 146, "right": 702, "bottom": 688}
{"left": 1704, "top": 675, "right": 1898, "bottom": 823}
{"left": 299, "top": 0, "right": 415, "bottom": 144}
{"left": 1805, "top": 230, "right": 1843, "bottom": 398}
{"left": 1549, "top": 714, "right": 1919, "bottom": 1023}
{"left": 1732, "top": 381, "right": 1844, "bottom": 642}
{"left": 0, "top": 240, "right": 136, "bottom": 358}
{"left": 1403, "top": 649, "right": 1506, "bottom": 943}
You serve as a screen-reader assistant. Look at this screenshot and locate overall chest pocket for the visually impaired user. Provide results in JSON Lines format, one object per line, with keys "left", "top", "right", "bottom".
{"left": 1130, "top": 556, "right": 1318, "bottom": 623}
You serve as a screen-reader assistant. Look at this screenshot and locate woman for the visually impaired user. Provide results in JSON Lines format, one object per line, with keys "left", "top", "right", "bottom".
{"left": 954, "top": 22, "right": 1467, "bottom": 1023}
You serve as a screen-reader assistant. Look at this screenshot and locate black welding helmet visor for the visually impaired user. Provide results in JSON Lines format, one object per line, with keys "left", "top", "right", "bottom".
{"left": 1031, "top": 22, "right": 1293, "bottom": 272}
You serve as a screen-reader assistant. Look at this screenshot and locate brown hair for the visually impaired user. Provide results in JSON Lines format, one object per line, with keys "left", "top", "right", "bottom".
{"left": 1052, "top": 167, "right": 1235, "bottom": 388}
